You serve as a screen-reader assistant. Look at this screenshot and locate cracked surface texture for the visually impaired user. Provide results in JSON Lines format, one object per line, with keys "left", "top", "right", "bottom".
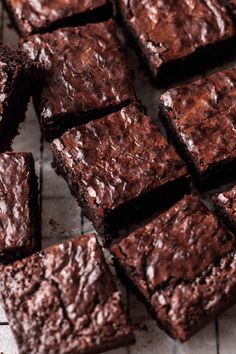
{"left": 112, "top": 195, "right": 236, "bottom": 341}
{"left": 0, "top": 152, "right": 39, "bottom": 262}
{"left": 117, "top": 0, "right": 235, "bottom": 75}
{"left": 5, "top": 0, "right": 110, "bottom": 36}
{"left": 0, "top": 234, "right": 134, "bottom": 354}
{"left": 160, "top": 66, "right": 236, "bottom": 176}
{"left": 51, "top": 103, "right": 188, "bottom": 222}
{"left": 20, "top": 20, "right": 135, "bottom": 139}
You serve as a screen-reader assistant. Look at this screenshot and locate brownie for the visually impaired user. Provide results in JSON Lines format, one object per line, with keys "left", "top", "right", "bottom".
{"left": 116, "top": 0, "right": 236, "bottom": 85}
{"left": 51, "top": 103, "right": 189, "bottom": 243}
{"left": 111, "top": 194, "right": 236, "bottom": 342}
{"left": 0, "top": 152, "right": 40, "bottom": 263}
{"left": 4, "top": 0, "right": 112, "bottom": 36}
{"left": 0, "top": 44, "right": 40, "bottom": 151}
{"left": 160, "top": 66, "right": 236, "bottom": 188}
{"left": 20, "top": 20, "right": 136, "bottom": 140}
{"left": 0, "top": 234, "right": 134, "bottom": 354}
{"left": 213, "top": 185, "right": 236, "bottom": 234}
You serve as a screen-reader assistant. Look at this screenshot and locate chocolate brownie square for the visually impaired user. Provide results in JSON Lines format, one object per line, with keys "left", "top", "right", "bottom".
{"left": 4, "top": 0, "right": 112, "bottom": 36}
{"left": 0, "top": 44, "right": 40, "bottom": 151}
{"left": 0, "top": 234, "right": 134, "bottom": 354}
{"left": 116, "top": 0, "right": 235, "bottom": 84}
{"left": 51, "top": 103, "right": 189, "bottom": 243}
{"left": 213, "top": 185, "right": 236, "bottom": 234}
{"left": 20, "top": 20, "right": 136, "bottom": 140}
{"left": 112, "top": 194, "right": 236, "bottom": 341}
{"left": 160, "top": 66, "right": 236, "bottom": 188}
{"left": 0, "top": 152, "right": 40, "bottom": 263}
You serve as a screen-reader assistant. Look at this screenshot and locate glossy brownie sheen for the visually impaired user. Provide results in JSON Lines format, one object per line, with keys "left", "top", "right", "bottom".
{"left": 21, "top": 20, "right": 135, "bottom": 140}
{"left": 0, "top": 152, "right": 40, "bottom": 263}
{"left": 213, "top": 185, "right": 236, "bottom": 233}
{"left": 0, "top": 44, "right": 39, "bottom": 151}
{"left": 0, "top": 234, "right": 134, "bottom": 354}
{"left": 116, "top": 0, "right": 235, "bottom": 79}
{"left": 160, "top": 66, "right": 236, "bottom": 186}
{"left": 5, "top": 0, "right": 112, "bottom": 36}
{"left": 112, "top": 195, "right": 236, "bottom": 341}
{"left": 51, "top": 103, "right": 189, "bottom": 241}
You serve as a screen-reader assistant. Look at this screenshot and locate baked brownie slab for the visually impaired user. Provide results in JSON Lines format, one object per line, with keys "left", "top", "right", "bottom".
{"left": 20, "top": 20, "right": 135, "bottom": 140}
{"left": 51, "top": 103, "right": 189, "bottom": 243}
{"left": 0, "top": 44, "right": 39, "bottom": 151}
{"left": 0, "top": 234, "right": 134, "bottom": 354}
{"left": 116, "top": 0, "right": 236, "bottom": 84}
{"left": 0, "top": 152, "right": 40, "bottom": 263}
{"left": 112, "top": 194, "right": 236, "bottom": 342}
{"left": 4, "top": 0, "right": 112, "bottom": 36}
{"left": 213, "top": 185, "right": 236, "bottom": 234}
{"left": 160, "top": 66, "right": 236, "bottom": 188}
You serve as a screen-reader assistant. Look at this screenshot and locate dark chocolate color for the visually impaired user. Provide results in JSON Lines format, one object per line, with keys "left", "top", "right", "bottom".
{"left": 51, "top": 103, "right": 189, "bottom": 243}
{"left": 0, "top": 44, "right": 40, "bottom": 151}
{"left": 4, "top": 0, "right": 112, "bottom": 36}
{"left": 112, "top": 195, "right": 236, "bottom": 341}
{"left": 0, "top": 234, "right": 134, "bottom": 354}
{"left": 116, "top": 0, "right": 236, "bottom": 84}
{"left": 0, "top": 152, "right": 40, "bottom": 263}
{"left": 160, "top": 66, "right": 236, "bottom": 188}
{"left": 213, "top": 185, "right": 236, "bottom": 234}
{"left": 20, "top": 20, "right": 135, "bottom": 140}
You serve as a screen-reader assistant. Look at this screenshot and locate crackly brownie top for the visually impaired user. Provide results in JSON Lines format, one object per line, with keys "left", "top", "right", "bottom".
{"left": 112, "top": 194, "right": 235, "bottom": 339}
{"left": 21, "top": 20, "right": 135, "bottom": 124}
{"left": 7, "top": 0, "right": 109, "bottom": 35}
{"left": 112, "top": 194, "right": 234, "bottom": 295}
{"left": 118, "top": 0, "right": 234, "bottom": 69}
{"left": 52, "top": 103, "right": 187, "bottom": 215}
{"left": 160, "top": 66, "right": 236, "bottom": 174}
{"left": 0, "top": 152, "right": 36, "bottom": 256}
{"left": 214, "top": 185, "right": 236, "bottom": 223}
{"left": 0, "top": 44, "right": 32, "bottom": 117}
{"left": 0, "top": 234, "right": 132, "bottom": 354}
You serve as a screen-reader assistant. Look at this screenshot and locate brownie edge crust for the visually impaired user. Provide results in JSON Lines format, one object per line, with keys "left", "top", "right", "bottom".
{"left": 0, "top": 234, "right": 134, "bottom": 354}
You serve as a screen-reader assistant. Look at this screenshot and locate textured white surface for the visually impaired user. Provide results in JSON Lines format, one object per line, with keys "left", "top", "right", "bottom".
{"left": 1, "top": 4, "right": 236, "bottom": 354}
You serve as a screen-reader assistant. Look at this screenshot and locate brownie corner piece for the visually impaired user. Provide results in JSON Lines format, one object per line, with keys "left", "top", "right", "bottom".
{"left": 51, "top": 102, "right": 189, "bottom": 242}
{"left": 0, "top": 152, "right": 40, "bottom": 263}
{"left": 111, "top": 194, "right": 236, "bottom": 341}
{"left": 0, "top": 234, "right": 134, "bottom": 353}
{"left": 213, "top": 184, "right": 236, "bottom": 234}
{"left": 160, "top": 66, "right": 236, "bottom": 188}
{"left": 0, "top": 43, "right": 40, "bottom": 151}
{"left": 20, "top": 19, "right": 135, "bottom": 140}
{"left": 116, "top": 0, "right": 235, "bottom": 84}
{"left": 4, "top": 0, "right": 113, "bottom": 36}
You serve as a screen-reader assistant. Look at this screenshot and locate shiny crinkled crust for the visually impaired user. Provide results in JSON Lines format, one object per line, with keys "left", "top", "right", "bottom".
{"left": 5, "top": 0, "right": 111, "bottom": 36}
{"left": 0, "top": 152, "right": 39, "bottom": 262}
{"left": 160, "top": 66, "right": 236, "bottom": 175}
{"left": 51, "top": 103, "right": 188, "bottom": 214}
{"left": 112, "top": 195, "right": 236, "bottom": 341}
{"left": 0, "top": 234, "right": 134, "bottom": 354}
{"left": 20, "top": 20, "right": 135, "bottom": 139}
{"left": 117, "top": 0, "right": 235, "bottom": 73}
